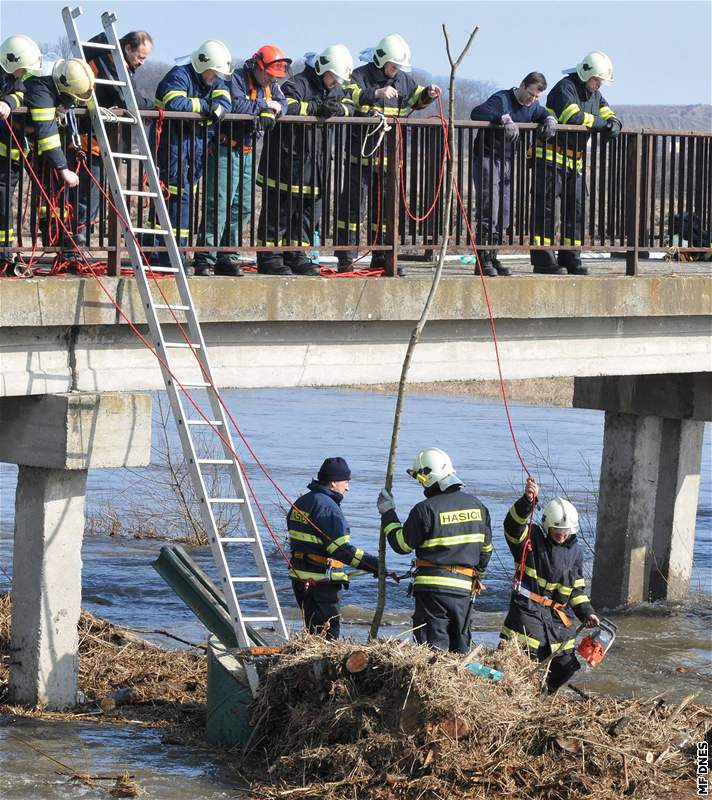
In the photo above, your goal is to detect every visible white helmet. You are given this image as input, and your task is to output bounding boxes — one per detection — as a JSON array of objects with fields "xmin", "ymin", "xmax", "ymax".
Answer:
[
  {"xmin": 191, "ymin": 40, "xmax": 232, "ymax": 79},
  {"xmin": 373, "ymin": 33, "xmax": 412, "ymax": 73},
  {"xmin": 407, "ymin": 447, "xmax": 462, "ymax": 490},
  {"xmin": 0, "ymin": 34, "xmax": 42, "ymax": 74},
  {"xmin": 314, "ymin": 44, "xmax": 353, "ymax": 84},
  {"xmin": 576, "ymin": 51, "xmax": 614, "ymax": 83},
  {"xmin": 541, "ymin": 497, "xmax": 579, "ymax": 537},
  {"xmin": 52, "ymin": 58, "xmax": 95, "ymax": 102}
]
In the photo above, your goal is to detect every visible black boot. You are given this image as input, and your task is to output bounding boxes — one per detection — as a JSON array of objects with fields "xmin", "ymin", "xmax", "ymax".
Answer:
[
  {"xmin": 491, "ymin": 252, "xmax": 512, "ymax": 276},
  {"xmin": 215, "ymin": 258, "xmax": 244, "ymax": 277},
  {"xmin": 337, "ymin": 251, "xmax": 358, "ymax": 273},
  {"xmin": 478, "ymin": 251, "xmax": 498, "ymax": 277}
]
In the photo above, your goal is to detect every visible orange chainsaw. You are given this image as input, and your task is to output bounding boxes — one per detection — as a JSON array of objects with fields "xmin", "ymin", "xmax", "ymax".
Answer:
[{"xmin": 577, "ymin": 618, "xmax": 617, "ymax": 667}]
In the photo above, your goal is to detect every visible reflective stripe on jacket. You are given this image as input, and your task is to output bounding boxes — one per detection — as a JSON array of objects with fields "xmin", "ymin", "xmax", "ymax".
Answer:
[
  {"xmin": 500, "ymin": 494, "xmax": 594, "ymax": 654},
  {"xmin": 257, "ymin": 65, "xmax": 351, "ymax": 195},
  {"xmin": 288, "ymin": 480, "xmax": 378, "ymax": 585},
  {"xmin": 383, "ymin": 484, "xmax": 492, "ymax": 595}
]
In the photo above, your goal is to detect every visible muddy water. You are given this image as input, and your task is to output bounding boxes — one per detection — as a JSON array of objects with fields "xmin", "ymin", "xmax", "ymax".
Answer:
[{"xmin": 1, "ymin": 387, "xmax": 710, "ymax": 798}]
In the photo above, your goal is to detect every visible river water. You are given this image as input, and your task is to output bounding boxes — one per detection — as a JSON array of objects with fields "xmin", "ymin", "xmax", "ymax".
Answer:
[{"xmin": 1, "ymin": 387, "xmax": 710, "ymax": 798}]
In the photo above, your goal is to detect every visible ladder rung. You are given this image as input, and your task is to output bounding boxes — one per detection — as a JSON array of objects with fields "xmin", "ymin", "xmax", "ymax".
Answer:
[
  {"xmin": 241, "ymin": 616, "xmax": 279, "ymax": 623},
  {"xmin": 198, "ymin": 458, "xmax": 233, "ymax": 464},
  {"xmin": 164, "ymin": 342, "xmax": 202, "ymax": 349},
  {"xmin": 185, "ymin": 420, "xmax": 223, "ymax": 426},
  {"xmin": 231, "ymin": 577, "xmax": 267, "ymax": 583},
  {"xmin": 154, "ymin": 303, "xmax": 190, "ymax": 311},
  {"xmin": 218, "ymin": 537, "xmax": 256, "ymax": 543},
  {"xmin": 81, "ymin": 40, "xmax": 116, "ymax": 50},
  {"xmin": 122, "ymin": 189, "xmax": 158, "ymax": 198},
  {"xmin": 207, "ymin": 497, "xmax": 245, "ymax": 504},
  {"xmin": 143, "ymin": 265, "xmax": 179, "ymax": 273},
  {"xmin": 95, "ymin": 77, "xmax": 127, "ymax": 87},
  {"xmin": 180, "ymin": 380, "xmax": 211, "ymax": 387},
  {"xmin": 112, "ymin": 152, "xmax": 147, "ymax": 160},
  {"xmin": 132, "ymin": 227, "xmax": 169, "ymax": 235}
]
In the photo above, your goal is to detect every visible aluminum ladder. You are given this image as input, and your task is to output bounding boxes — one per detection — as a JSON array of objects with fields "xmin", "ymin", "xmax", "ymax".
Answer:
[{"xmin": 61, "ymin": 5, "xmax": 287, "ymax": 694}]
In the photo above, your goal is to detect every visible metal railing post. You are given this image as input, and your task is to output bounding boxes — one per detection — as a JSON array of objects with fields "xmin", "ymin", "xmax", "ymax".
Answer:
[
  {"xmin": 625, "ymin": 132, "xmax": 642, "ymax": 275},
  {"xmin": 106, "ymin": 123, "xmax": 121, "ymax": 276},
  {"xmin": 383, "ymin": 122, "xmax": 399, "ymax": 277}
]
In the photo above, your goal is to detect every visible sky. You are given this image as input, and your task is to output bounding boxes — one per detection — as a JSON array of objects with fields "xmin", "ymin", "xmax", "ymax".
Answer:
[{"xmin": 1, "ymin": 0, "xmax": 711, "ymax": 105}]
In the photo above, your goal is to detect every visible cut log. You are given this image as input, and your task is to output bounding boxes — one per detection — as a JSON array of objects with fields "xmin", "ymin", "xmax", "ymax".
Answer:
[
  {"xmin": 438, "ymin": 716, "xmax": 471, "ymax": 740},
  {"xmin": 345, "ymin": 650, "xmax": 369, "ymax": 674}
]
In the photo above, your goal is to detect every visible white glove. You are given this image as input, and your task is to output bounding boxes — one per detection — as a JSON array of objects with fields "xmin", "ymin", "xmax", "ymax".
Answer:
[{"xmin": 377, "ymin": 488, "xmax": 395, "ymax": 515}]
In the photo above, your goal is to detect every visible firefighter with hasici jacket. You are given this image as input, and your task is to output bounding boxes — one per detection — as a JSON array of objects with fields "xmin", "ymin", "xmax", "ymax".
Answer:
[
  {"xmin": 24, "ymin": 58, "xmax": 95, "ymax": 256},
  {"xmin": 377, "ymin": 448, "xmax": 492, "ymax": 653},
  {"xmin": 530, "ymin": 51, "xmax": 621, "ymax": 276},
  {"xmin": 337, "ymin": 34, "xmax": 439, "ymax": 275},
  {"xmin": 64, "ymin": 30, "xmax": 154, "ymax": 265},
  {"xmin": 256, "ymin": 44, "xmax": 354, "ymax": 276},
  {"xmin": 195, "ymin": 45, "xmax": 289, "ymax": 277},
  {"xmin": 0, "ymin": 35, "xmax": 42, "ymax": 275},
  {"xmin": 288, "ymin": 457, "xmax": 379, "ymax": 639},
  {"xmin": 143, "ymin": 40, "xmax": 232, "ymax": 273},
  {"xmin": 501, "ymin": 476, "xmax": 600, "ymax": 693}
]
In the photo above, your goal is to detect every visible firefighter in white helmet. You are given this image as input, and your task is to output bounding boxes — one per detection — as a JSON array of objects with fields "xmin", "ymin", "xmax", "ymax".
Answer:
[
  {"xmin": 141, "ymin": 40, "xmax": 232, "ymax": 274},
  {"xmin": 23, "ymin": 58, "xmax": 95, "ymax": 261},
  {"xmin": 336, "ymin": 34, "xmax": 440, "ymax": 275},
  {"xmin": 501, "ymin": 476, "xmax": 600, "ymax": 693},
  {"xmin": 377, "ymin": 447, "xmax": 492, "ymax": 653},
  {"xmin": 256, "ymin": 44, "xmax": 355, "ymax": 276},
  {"xmin": 0, "ymin": 34, "xmax": 42, "ymax": 273},
  {"xmin": 530, "ymin": 50, "xmax": 621, "ymax": 276}
]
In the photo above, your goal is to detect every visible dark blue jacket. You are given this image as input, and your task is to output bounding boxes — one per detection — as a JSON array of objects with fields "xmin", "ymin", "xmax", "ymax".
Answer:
[
  {"xmin": 24, "ymin": 75, "xmax": 76, "ymax": 171},
  {"xmin": 257, "ymin": 65, "xmax": 351, "ymax": 194},
  {"xmin": 383, "ymin": 484, "xmax": 492, "ymax": 596},
  {"xmin": 287, "ymin": 480, "xmax": 378, "ymax": 585},
  {"xmin": 152, "ymin": 63, "xmax": 231, "ymax": 184},
  {"xmin": 230, "ymin": 65, "xmax": 286, "ymax": 119},
  {"xmin": 470, "ymin": 87, "xmax": 552, "ymax": 160}
]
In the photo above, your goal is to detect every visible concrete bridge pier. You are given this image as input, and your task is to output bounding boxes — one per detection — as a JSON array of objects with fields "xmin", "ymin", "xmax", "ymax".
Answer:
[
  {"xmin": 573, "ymin": 374, "xmax": 711, "ymax": 609},
  {"xmin": 0, "ymin": 392, "xmax": 151, "ymax": 709}
]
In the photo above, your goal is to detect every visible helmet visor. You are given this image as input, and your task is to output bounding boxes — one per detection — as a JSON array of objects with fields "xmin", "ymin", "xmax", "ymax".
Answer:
[{"xmin": 264, "ymin": 57, "xmax": 292, "ymax": 78}]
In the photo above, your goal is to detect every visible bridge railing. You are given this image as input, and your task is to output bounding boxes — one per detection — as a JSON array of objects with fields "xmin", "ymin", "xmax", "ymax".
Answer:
[{"xmin": 3, "ymin": 110, "xmax": 711, "ymax": 275}]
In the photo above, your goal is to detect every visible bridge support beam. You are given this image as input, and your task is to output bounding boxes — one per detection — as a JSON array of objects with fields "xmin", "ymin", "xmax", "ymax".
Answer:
[
  {"xmin": 573, "ymin": 373, "xmax": 710, "ymax": 608},
  {"xmin": 0, "ymin": 392, "xmax": 151, "ymax": 709}
]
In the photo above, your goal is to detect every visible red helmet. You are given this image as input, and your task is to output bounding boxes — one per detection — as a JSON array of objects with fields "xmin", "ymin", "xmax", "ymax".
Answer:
[{"xmin": 252, "ymin": 45, "xmax": 291, "ymax": 78}]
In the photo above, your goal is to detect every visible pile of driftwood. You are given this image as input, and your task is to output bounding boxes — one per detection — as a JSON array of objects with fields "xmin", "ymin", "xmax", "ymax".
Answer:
[
  {"xmin": 246, "ymin": 636, "xmax": 709, "ymax": 800},
  {"xmin": 0, "ymin": 592, "xmax": 206, "ymax": 738}
]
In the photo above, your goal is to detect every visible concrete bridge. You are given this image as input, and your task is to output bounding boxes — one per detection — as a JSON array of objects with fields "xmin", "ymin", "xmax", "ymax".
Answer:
[{"xmin": 1, "ymin": 272, "xmax": 710, "ymax": 708}]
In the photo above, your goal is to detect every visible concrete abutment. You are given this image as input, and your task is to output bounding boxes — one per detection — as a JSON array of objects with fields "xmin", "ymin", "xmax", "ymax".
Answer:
[{"xmin": 0, "ymin": 392, "xmax": 151, "ymax": 709}]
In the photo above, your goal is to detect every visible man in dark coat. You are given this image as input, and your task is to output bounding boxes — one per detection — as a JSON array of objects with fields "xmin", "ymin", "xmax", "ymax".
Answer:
[{"xmin": 288, "ymin": 456, "xmax": 379, "ymax": 639}]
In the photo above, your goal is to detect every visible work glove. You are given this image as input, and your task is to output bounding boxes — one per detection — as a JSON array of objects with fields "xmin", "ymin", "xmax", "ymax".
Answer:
[
  {"xmin": 537, "ymin": 116, "xmax": 557, "ymax": 141},
  {"xmin": 500, "ymin": 113, "xmax": 519, "ymax": 143},
  {"xmin": 376, "ymin": 488, "xmax": 395, "ymax": 515},
  {"xmin": 209, "ymin": 102, "xmax": 226, "ymax": 123},
  {"xmin": 603, "ymin": 118, "xmax": 622, "ymax": 142},
  {"xmin": 256, "ymin": 113, "xmax": 277, "ymax": 133},
  {"xmin": 317, "ymin": 99, "xmax": 347, "ymax": 118}
]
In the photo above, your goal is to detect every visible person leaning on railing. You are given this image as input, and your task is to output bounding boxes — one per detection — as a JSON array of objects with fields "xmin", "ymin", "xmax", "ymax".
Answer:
[
  {"xmin": 337, "ymin": 34, "xmax": 439, "ymax": 275},
  {"xmin": 141, "ymin": 40, "xmax": 232, "ymax": 275},
  {"xmin": 0, "ymin": 35, "xmax": 42, "ymax": 276},
  {"xmin": 255, "ymin": 44, "xmax": 354, "ymax": 276},
  {"xmin": 530, "ymin": 51, "xmax": 622, "ymax": 276},
  {"xmin": 469, "ymin": 72, "xmax": 555, "ymax": 277},
  {"xmin": 63, "ymin": 30, "xmax": 154, "ymax": 267},
  {"xmin": 194, "ymin": 45, "xmax": 288, "ymax": 277},
  {"xmin": 24, "ymin": 58, "xmax": 95, "ymax": 261}
]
